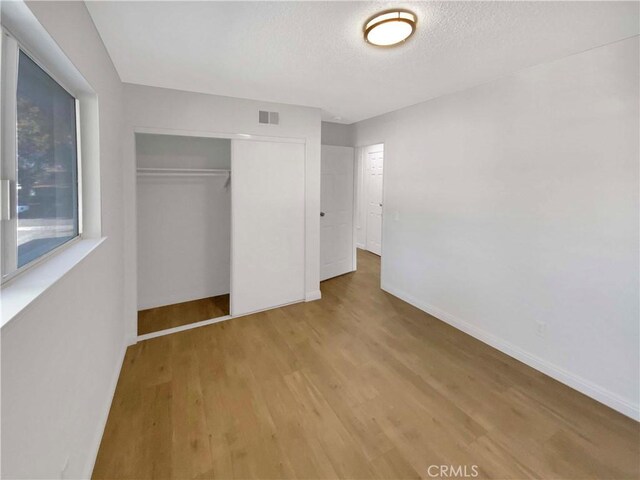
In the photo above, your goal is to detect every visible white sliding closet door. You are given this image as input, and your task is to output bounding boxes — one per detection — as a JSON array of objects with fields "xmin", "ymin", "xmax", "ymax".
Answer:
[{"xmin": 231, "ymin": 140, "xmax": 305, "ymax": 316}]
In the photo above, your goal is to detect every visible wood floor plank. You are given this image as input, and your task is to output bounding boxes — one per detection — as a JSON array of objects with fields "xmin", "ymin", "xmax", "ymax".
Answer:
[
  {"xmin": 370, "ymin": 447, "xmax": 421, "ymax": 480},
  {"xmin": 138, "ymin": 294, "xmax": 230, "ymax": 335},
  {"xmin": 94, "ymin": 249, "xmax": 639, "ymax": 479}
]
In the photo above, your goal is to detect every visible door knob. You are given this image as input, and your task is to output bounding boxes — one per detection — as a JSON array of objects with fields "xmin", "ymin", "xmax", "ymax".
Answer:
[{"xmin": 320, "ymin": 212, "xmax": 325, "ymax": 217}]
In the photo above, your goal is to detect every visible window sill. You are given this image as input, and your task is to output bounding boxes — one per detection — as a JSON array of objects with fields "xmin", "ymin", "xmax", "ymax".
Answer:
[{"xmin": 0, "ymin": 237, "xmax": 106, "ymax": 329}]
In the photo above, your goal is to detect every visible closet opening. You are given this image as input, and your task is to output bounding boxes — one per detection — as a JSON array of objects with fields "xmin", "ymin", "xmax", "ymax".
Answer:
[{"xmin": 135, "ymin": 133, "xmax": 231, "ymax": 336}]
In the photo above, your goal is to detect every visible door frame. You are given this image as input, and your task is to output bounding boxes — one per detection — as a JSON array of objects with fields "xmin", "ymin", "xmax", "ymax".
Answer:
[
  {"xmin": 351, "ymin": 148, "xmax": 358, "ymax": 273},
  {"xmin": 357, "ymin": 143, "xmax": 385, "ymax": 257},
  {"xmin": 132, "ymin": 126, "xmax": 306, "ymax": 342}
]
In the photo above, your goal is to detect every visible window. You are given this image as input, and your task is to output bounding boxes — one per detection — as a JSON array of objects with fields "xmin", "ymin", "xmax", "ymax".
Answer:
[{"xmin": 1, "ymin": 38, "xmax": 81, "ymax": 281}]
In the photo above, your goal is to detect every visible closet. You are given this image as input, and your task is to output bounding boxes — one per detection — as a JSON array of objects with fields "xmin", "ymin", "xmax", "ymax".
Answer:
[
  {"xmin": 136, "ymin": 133, "xmax": 231, "ymax": 335},
  {"xmin": 135, "ymin": 133, "xmax": 306, "ymax": 336}
]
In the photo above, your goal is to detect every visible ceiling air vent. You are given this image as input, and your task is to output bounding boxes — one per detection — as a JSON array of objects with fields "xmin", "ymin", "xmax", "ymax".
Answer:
[{"xmin": 259, "ymin": 110, "xmax": 279, "ymax": 125}]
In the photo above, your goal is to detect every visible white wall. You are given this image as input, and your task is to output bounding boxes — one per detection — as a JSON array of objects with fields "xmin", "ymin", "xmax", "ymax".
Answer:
[
  {"xmin": 353, "ymin": 37, "xmax": 640, "ymax": 419},
  {"xmin": 136, "ymin": 133, "xmax": 231, "ymax": 169},
  {"xmin": 122, "ymin": 84, "xmax": 322, "ymax": 341},
  {"xmin": 1, "ymin": 2, "xmax": 126, "ymax": 478},
  {"xmin": 321, "ymin": 121, "xmax": 354, "ymax": 147},
  {"xmin": 136, "ymin": 135, "xmax": 231, "ymax": 310}
]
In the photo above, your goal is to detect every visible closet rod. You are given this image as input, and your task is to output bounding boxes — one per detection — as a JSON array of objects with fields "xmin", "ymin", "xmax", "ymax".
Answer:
[
  {"xmin": 137, "ymin": 172, "xmax": 229, "ymax": 177},
  {"xmin": 137, "ymin": 167, "xmax": 230, "ymax": 177}
]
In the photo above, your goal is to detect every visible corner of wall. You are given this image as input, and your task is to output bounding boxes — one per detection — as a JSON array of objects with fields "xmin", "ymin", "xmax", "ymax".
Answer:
[
  {"xmin": 84, "ymin": 342, "xmax": 128, "ymax": 478},
  {"xmin": 380, "ymin": 281, "xmax": 640, "ymax": 422},
  {"xmin": 305, "ymin": 290, "xmax": 322, "ymax": 302}
]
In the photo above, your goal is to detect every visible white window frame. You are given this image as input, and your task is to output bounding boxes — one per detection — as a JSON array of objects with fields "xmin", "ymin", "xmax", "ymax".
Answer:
[{"xmin": 1, "ymin": 28, "xmax": 83, "ymax": 284}]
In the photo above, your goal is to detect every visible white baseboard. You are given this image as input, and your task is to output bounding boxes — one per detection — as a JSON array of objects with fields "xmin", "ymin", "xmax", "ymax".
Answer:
[
  {"xmin": 136, "ymin": 298, "xmax": 307, "ymax": 342},
  {"xmin": 381, "ymin": 282, "xmax": 640, "ymax": 422},
  {"xmin": 137, "ymin": 315, "xmax": 232, "ymax": 342},
  {"xmin": 305, "ymin": 290, "xmax": 322, "ymax": 302},
  {"xmin": 85, "ymin": 342, "xmax": 128, "ymax": 478},
  {"xmin": 356, "ymin": 243, "xmax": 366, "ymax": 249}
]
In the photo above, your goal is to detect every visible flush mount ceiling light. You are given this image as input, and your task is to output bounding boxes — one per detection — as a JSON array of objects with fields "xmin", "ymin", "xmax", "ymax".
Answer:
[{"xmin": 364, "ymin": 9, "xmax": 417, "ymax": 47}]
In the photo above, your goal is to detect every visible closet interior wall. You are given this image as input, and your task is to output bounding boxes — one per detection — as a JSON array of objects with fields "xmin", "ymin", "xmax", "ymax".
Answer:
[{"xmin": 136, "ymin": 134, "xmax": 231, "ymax": 311}]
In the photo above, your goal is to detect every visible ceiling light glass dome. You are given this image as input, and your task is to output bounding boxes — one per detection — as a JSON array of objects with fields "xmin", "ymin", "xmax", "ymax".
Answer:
[{"xmin": 364, "ymin": 10, "xmax": 417, "ymax": 47}]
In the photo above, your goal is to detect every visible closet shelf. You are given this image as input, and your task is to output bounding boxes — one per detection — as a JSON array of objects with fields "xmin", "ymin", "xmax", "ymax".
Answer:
[{"xmin": 137, "ymin": 167, "xmax": 230, "ymax": 177}]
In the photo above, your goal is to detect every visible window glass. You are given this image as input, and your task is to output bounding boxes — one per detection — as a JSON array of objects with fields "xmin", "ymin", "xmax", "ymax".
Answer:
[{"xmin": 16, "ymin": 50, "xmax": 79, "ymax": 267}]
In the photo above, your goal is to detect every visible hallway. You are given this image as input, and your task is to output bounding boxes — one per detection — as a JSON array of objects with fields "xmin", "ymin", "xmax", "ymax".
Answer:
[{"xmin": 93, "ymin": 250, "xmax": 639, "ymax": 479}]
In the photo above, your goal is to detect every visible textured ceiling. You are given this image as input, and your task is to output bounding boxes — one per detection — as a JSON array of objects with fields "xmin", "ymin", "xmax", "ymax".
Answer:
[{"xmin": 86, "ymin": 1, "xmax": 639, "ymax": 124}]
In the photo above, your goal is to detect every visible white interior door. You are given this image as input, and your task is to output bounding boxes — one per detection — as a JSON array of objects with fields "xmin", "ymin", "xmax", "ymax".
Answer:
[
  {"xmin": 231, "ymin": 140, "xmax": 305, "ymax": 316},
  {"xmin": 366, "ymin": 146, "xmax": 384, "ymax": 256},
  {"xmin": 320, "ymin": 145, "xmax": 354, "ymax": 281}
]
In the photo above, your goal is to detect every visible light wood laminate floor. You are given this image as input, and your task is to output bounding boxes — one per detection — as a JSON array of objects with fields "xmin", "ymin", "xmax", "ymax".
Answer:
[
  {"xmin": 94, "ymin": 250, "xmax": 639, "ymax": 479},
  {"xmin": 138, "ymin": 295, "xmax": 230, "ymax": 335}
]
